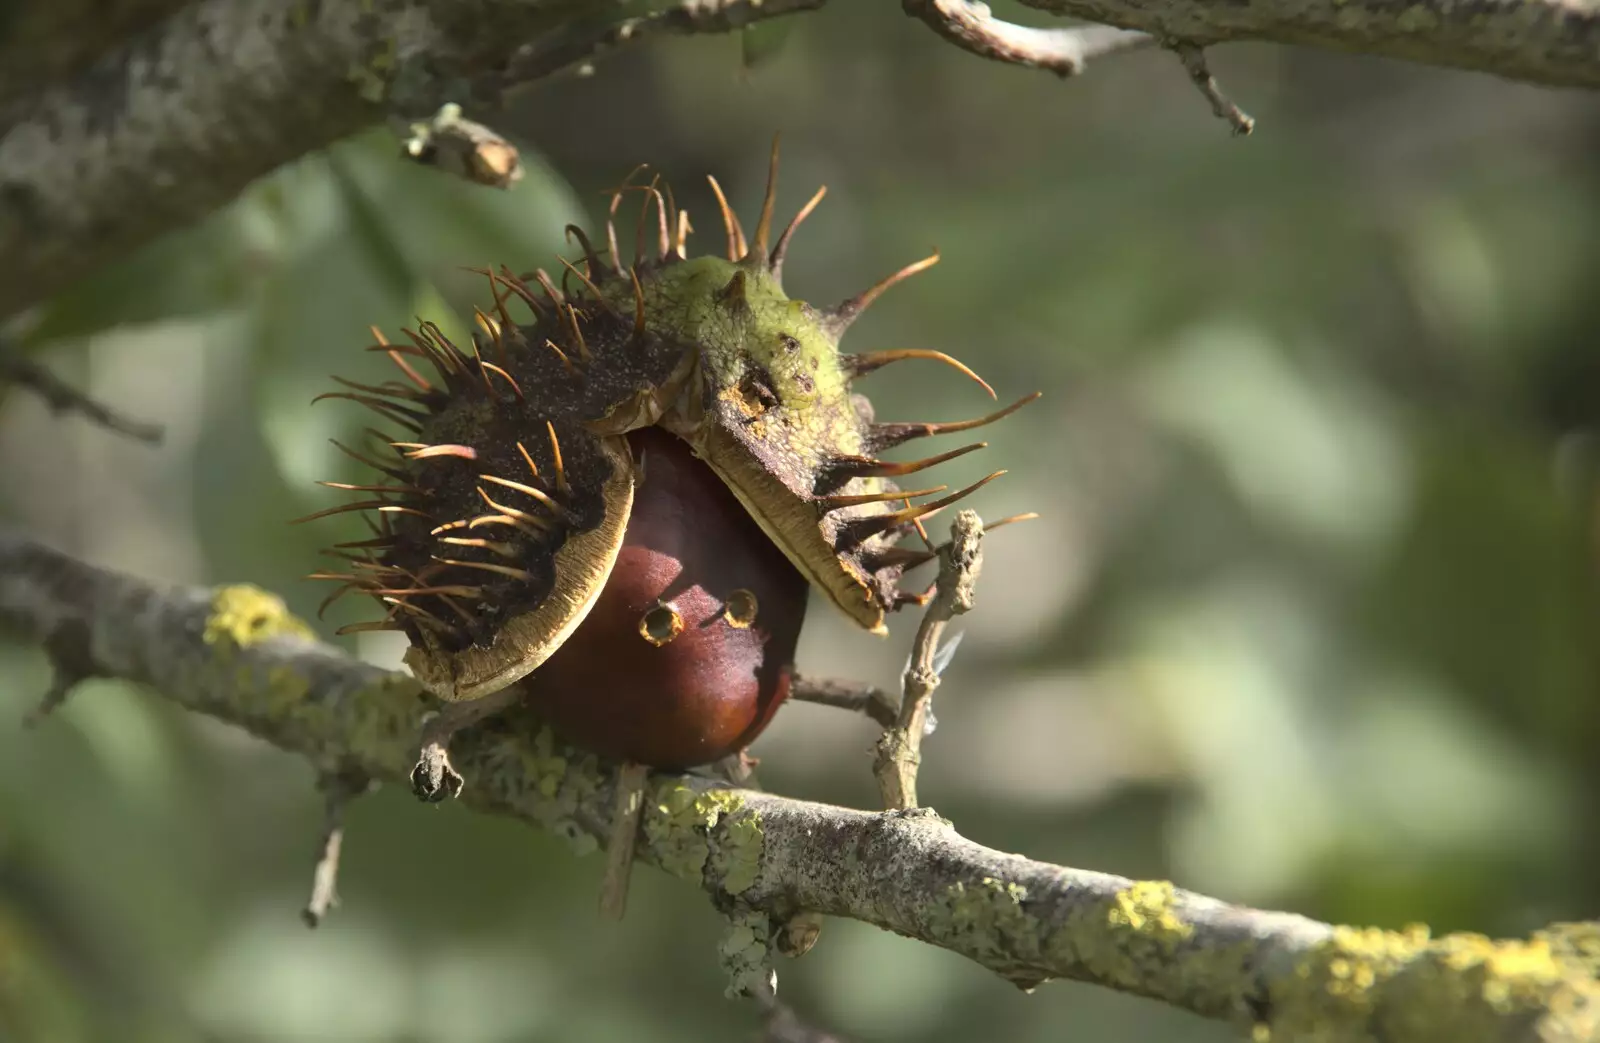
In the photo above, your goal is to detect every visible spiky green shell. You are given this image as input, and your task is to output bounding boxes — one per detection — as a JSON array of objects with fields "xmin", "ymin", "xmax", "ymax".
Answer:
[
  {"xmin": 305, "ymin": 145, "xmax": 1034, "ymax": 702},
  {"xmin": 602, "ymin": 255, "xmax": 909, "ymax": 631}
]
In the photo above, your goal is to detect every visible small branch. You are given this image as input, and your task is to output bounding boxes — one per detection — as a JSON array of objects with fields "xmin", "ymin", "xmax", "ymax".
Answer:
[
  {"xmin": 22, "ymin": 625, "xmax": 101, "ymax": 727},
  {"xmin": 789, "ymin": 673, "xmax": 898, "ymax": 728},
  {"xmin": 0, "ymin": 352, "xmax": 163, "ymax": 444},
  {"xmin": 1016, "ymin": 0, "xmax": 1600, "ymax": 91},
  {"xmin": 3, "ymin": 530, "xmax": 1599, "ymax": 1042},
  {"xmin": 302, "ymin": 768, "xmax": 369, "ymax": 928},
  {"xmin": 397, "ymin": 103, "xmax": 523, "ymax": 189},
  {"xmin": 412, "ymin": 686, "xmax": 521, "ymax": 802},
  {"xmin": 873, "ymin": 511, "xmax": 984, "ymax": 809},
  {"xmin": 499, "ymin": 0, "xmax": 831, "ymax": 86},
  {"xmin": 903, "ymin": 0, "xmax": 1150, "ymax": 77},
  {"xmin": 598, "ymin": 761, "xmax": 651, "ymax": 920},
  {"xmin": 1170, "ymin": 42, "xmax": 1255, "ymax": 136}
]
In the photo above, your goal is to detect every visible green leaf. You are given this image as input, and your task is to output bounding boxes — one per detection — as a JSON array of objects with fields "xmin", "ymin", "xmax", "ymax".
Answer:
[
  {"xmin": 739, "ymin": 19, "xmax": 796, "ymax": 72},
  {"xmin": 21, "ymin": 189, "xmax": 280, "ymax": 347},
  {"xmin": 741, "ymin": 19, "xmax": 796, "ymax": 72}
]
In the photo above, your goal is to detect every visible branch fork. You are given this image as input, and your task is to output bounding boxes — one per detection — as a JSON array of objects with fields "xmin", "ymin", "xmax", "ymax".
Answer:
[{"xmin": 873, "ymin": 509, "xmax": 985, "ymax": 809}]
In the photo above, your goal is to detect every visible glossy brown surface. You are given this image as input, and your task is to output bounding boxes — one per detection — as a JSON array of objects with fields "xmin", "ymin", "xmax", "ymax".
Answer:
[{"xmin": 517, "ymin": 427, "xmax": 810, "ymax": 768}]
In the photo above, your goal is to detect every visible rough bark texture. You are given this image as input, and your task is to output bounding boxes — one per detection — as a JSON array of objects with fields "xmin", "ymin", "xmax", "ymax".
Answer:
[
  {"xmin": 0, "ymin": 0, "xmax": 821, "ymax": 323},
  {"xmin": 1018, "ymin": 0, "xmax": 1600, "ymax": 87},
  {"xmin": 0, "ymin": 0, "xmax": 196, "ymax": 109},
  {"xmin": 3, "ymin": 0, "xmax": 1600, "ymax": 325},
  {"xmin": 2, "ymin": 529, "xmax": 1598, "ymax": 1043}
]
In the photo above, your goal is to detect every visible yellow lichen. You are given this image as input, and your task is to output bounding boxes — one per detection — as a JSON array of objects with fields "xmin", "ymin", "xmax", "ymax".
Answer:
[
  {"xmin": 643, "ymin": 783, "xmax": 746, "ymax": 883},
  {"xmin": 1109, "ymin": 880, "xmax": 1193, "ymax": 944},
  {"xmin": 204, "ymin": 585, "xmax": 314, "ymax": 650},
  {"xmin": 709, "ymin": 808, "xmax": 764, "ymax": 896},
  {"xmin": 1044, "ymin": 878, "xmax": 1198, "ymax": 994},
  {"xmin": 1267, "ymin": 922, "xmax": 1600, "ymax": 1043}
]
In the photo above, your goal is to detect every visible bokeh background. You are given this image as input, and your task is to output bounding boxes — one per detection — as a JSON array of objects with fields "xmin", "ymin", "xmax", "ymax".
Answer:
[{"xmin": 3, "ymin": 2, "xmax": 1598, "ymax": 1040}]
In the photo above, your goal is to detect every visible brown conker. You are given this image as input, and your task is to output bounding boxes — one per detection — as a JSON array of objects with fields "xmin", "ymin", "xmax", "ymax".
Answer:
[{"xmin": 514, "ymin": 426, "xmax": 809, "ymax": 769}]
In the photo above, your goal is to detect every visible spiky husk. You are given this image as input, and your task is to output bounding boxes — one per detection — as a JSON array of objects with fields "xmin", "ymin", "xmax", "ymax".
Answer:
[{"xmin": 302, "ymin": 141, "xmax": 1037, "ymax": 703}]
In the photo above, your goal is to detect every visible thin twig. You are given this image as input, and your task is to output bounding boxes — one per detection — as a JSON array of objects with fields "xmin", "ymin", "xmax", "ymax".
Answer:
[
  {"xmin": 1170, "ymin": 42, "xmax": 1256, "ymax": 135},
  {"xmin": 397, "ymin": 103, "xmax": 523, "ymax": 189},
  {"xmin": 903, "ymin": 0, "xmax": 1151, "ymax": 76},
  {"xmin": 598, "ymin": 761, "xmax": 651, "ymax": 920},
  {"xmin": 789, "ymin": 674, "xmax": 898, "ymax": 728},
  {"xmin": 21, "ymin": 625, "xmax": 100, "ymax": 727},
  {"xmin": 873, "ymin": 510, "xmax": 984, "ymax": 809},
  {"xmin": 302, "ymin": 768, "xmax": 369, "ymax": 928},
  {"xmin": 499, "ymin": 0, "xmax": 830, "ymax": 89},
  {"xmin": 0, "ymin": 352, "xmax": 163, "ymax": 443}
]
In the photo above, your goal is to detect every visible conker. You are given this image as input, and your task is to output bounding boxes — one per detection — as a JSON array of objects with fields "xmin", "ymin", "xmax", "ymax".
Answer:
[{"xmin": 515, "ymin": 427, "xmax": 809, "ymax": 769}]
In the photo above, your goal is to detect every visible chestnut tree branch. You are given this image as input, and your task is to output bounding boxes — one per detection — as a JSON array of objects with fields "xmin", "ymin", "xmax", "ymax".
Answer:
[
  {"xmin": 0, "ymin": 348, "xmax": 165, "ymax": 445},
  {"xmin": 1014, "ymin": 0, "xmax": 1600, "ymax": 89},
  {"xmin": 7, "ymin": 0, "xmax": 1600, "ymax": 325},
  {"xmin": 0, "ymin": 0, "xmax": 826, "ymax": 324},
  {"xmin": 790, "ymin": 673, "xmax": 898, "ymax": 727},
  {"xmin": 902, "ymin": 0, "xmax": 1152, "ymax": 77},
  {"xmin": 873, "ymin": 509, "xmax": 984, "ymax": 808},
  {"xmin": 2, "ymin": 530, "xmax": 1598, "ymax": 1043}
]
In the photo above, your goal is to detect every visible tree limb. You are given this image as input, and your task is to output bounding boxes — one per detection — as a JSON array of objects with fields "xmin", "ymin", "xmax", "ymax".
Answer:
[
  {"xmin": 902, "ymin": 0, "xmax": 1151, "ymax": 77},
  {"xmin": 873, "ymin": 509, "xmax": 984, "ymax": 808},
  {"xmin": 0, "ymin": 347, "xmax": 164, "ymax": 444},
  {"xmin": 1016, "ymin": 0, "xmax": 1600, "ymax": 90},
  {"xmin": 6, "ymin": 0, "xmax": 1600, "ymax": 326},
  {"xmin": 2, "ymin": 530, "xmax": 1597, "ymax": 1043},
  {"xmin": 0, "ymin": 0, "xmax": 825, "ymax": 324},
  {"xmin": 0, "ymin": 0, "xmax": 196, "ymax": 110},
  {"xmin": 790, "ymin": 673, "xmax": 898, "ymax": 727}
]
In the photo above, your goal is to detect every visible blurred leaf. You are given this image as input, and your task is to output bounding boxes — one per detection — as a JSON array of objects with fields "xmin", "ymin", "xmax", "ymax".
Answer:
[
  {"xmin": 20, "ymin": 190, "xmax": 280, "ymax": 346},
  {"xmin": 326, "ymin": 128, "xmax": 586, "ymax": 293},
  {"xmin": 742, "ymin": 19, "xmax": 795, "ymax": 72}
]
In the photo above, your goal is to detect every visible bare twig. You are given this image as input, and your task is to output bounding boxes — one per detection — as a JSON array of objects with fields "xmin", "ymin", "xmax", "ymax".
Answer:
[
  {"xmin": 411, "ymin": 686, "xmax": 522, "ymax": 802},
  {"xmin": 500, "ymin": 0, "xmax": 831, "ymax": 86},
  {"xmin": 903, "ymin": 0, "xmax": 1151, "ymax": 77},
  {"xmin": 6, "ymin": 0, "xmax": 1600, "ymax": 326},
  {"xmin": 1170, "ymin": 42, "xmax": 1256, "ymax": 135},
  {"xmin": 0, "ymin": 352, "xmax": 163, "ymax": 444},
  {"xmin": 2, "ymin": 531, "xmax": 1599, "ymax": 1042},
  {"xmin": 21, "ymin": 625, "xmax": 100, "ymax": 727},
  {"xmin": 397, "ymin": 103, "xmax": 523, "ymax": 189},
  {"xmin": 789, "ymin": 674, "xmax": 898, "ymax": 728},
  {"xmin": 873, "ymin": 511, "xmax": 984, "ymax": 809},
  {"xmin": 598, "ymin": 761, "xmax": 651, "ymax": 920},
  {"xmin": 302, "ymin": 768, "xmax": 370, "ymax": 928}
]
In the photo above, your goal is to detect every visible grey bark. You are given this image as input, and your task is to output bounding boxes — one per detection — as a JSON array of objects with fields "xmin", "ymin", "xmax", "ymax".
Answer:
[{"xmin": 1, "ymin": 529, "xmax": 1597, "ymax": 1043}]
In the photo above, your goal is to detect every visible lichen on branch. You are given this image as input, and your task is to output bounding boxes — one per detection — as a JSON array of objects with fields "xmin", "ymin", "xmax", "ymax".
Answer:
[{"xmin": 1, "ymin": 530, "xmax": 1597, "ymax": 1042}]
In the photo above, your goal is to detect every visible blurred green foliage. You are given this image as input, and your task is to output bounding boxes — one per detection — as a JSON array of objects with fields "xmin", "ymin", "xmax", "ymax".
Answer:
[{"xmin": 2, "ymin": 4, "xmax": 1598, "ymax": 1041}]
